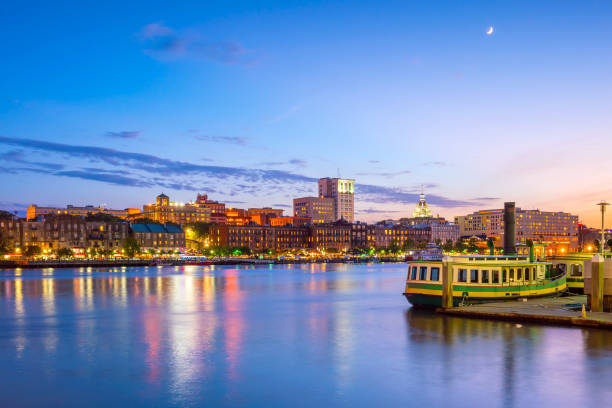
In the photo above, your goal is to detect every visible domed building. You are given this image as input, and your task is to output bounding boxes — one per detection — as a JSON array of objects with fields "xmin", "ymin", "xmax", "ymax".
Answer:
[{"xmin": 413, "ymin": 190, "xmax": 433, "ymax": 219}]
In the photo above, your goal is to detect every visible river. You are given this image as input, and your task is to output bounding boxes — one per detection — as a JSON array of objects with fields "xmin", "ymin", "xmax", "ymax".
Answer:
[{"xmin": 1, "ymin": 263, "xmax": 611, "ymax": 407}]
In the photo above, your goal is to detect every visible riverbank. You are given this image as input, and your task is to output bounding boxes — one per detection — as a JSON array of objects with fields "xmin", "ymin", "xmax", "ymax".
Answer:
[{"xmin": 0, "ymin": 256, "xmax": 405, "ymax": 269}]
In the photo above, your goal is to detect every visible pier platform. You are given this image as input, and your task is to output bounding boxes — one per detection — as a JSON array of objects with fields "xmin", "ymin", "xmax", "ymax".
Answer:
[{"xmin": 437, "ymin": 295, "xmax": 612, "ymax": 329}]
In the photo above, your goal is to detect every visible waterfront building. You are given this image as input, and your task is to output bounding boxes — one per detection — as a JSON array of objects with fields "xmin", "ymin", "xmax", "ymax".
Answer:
[
  {"xmin": 455, "ymin": 207, "xmax": 579, "ymax": 251},
  {"xmin": 1, "ymin": 214, "xmax": 130, "ymax": 253},
  {"xmin": 293, "ymin": 197, "xmax": 335, "ymax": 223},
  {"xmin": 374, "ymin": 224, "xmax": 431, "ymax": 248},
  {"xmin": 351, "ymin": 223, "xmax": 376, "ymax": 249},
  {"xmin": 430, "ymin": 222, "xmax": 460, "ymax": 243},
  {"xmin": 26, "ymin": 204, "xmax": 134, "ymax": 220},
  {"xmin": 225, "ymin": 208, "xmax": 250, "ymax": 226},
  {"xmin": 142, "ymin": 193, "xmax": 211, "ymax": 225},
  {"xmin": 308, "ymin": 221, "xmax": 352, "ymax": 251},
  {"xmin": 130, "ymin": 223, "xmax": 185, "ymax": 253},
  {"xmin": 270, "ymin": 216, "xmax": 311, "ymax": 226},
  {"xmin": 248, "ymin": 208, "xmax": 284, "ymax": 225},
  {"xmin": 208, "ymin": 224, "xmax": 309, "ymax": 251},
  {"xmin": 194, "ymin": 194, "xmax": 227, "ymax": 224},
  {"xmin": 318, "ymin": 177, "xmax": 355, "ymax": 222}
]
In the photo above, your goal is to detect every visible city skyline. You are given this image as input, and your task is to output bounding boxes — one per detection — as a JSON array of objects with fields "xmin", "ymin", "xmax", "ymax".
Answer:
[{"xmin": 2, "ymin": 1, "xmax": 612, "ymax": 225}]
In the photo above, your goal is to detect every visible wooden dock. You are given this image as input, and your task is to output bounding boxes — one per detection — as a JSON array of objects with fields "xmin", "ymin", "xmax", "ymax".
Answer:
[{"xmin": 437, "ymin": 295, "xmax": 612, "ymax": 329}]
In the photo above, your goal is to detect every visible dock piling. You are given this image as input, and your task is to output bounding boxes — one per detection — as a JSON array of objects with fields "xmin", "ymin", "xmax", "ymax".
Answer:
[
  {"xmin": 441, "ymin": 257, "xmax": 453, "ymax": 309},
  {"xmin": 592, "ymin": 255, "xmax": 604, "ymax": 312}
]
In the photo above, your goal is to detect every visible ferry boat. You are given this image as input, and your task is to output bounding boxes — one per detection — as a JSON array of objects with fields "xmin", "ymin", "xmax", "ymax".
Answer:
[{"xmin": 404, "ymin": 254, "xmax": 567, "ymax": 307}]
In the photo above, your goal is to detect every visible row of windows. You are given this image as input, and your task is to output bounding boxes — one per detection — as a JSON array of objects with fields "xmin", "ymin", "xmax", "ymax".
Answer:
[{"xmin": 410, "ymin": 266, "xmax": 539, "ymax": 284}]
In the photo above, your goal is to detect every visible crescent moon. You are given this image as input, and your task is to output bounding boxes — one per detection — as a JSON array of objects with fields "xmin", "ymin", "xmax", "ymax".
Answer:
[{"xmin": 486, "ymin": 26, "xmax": 494, "ymax": 35}]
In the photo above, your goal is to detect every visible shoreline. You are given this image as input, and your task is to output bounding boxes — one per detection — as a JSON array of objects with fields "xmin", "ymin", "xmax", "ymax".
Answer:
[{"xmin": 0, "ymin": 257, "xmax": 406, "ymax": 270}]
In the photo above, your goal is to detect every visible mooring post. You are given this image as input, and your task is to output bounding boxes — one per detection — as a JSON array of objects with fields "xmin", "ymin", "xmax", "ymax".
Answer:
[
  {"xmin": 441, "ymin": 256, "xmax": 453, "ymax": 309},
  {"xmin": 592, "ymin": 254, "xmax": 604, "ymax": 312}
]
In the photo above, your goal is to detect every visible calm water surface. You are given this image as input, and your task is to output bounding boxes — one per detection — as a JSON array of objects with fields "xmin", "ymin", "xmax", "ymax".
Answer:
[{"xmin": 1, "ymin": 263, "xmax": 611, "ymax": 407}]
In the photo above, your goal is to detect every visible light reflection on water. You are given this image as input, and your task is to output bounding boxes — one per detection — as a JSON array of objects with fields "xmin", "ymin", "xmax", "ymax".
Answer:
[{"xmin": 0, "ymin": 263, "xmax": 612, "ymax": 407}]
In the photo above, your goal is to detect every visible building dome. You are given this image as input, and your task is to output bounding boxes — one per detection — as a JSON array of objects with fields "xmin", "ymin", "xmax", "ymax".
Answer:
[
  {"xmin": 413, "ymin": 189, "xmax": 433, "ymax": 218},
  {"xmin": 157, "ymin": 193, "xmax": 169, "ymax": 199}
]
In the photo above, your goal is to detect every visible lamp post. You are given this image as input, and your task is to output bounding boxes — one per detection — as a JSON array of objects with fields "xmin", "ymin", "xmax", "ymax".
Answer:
[{"xmin": 597, "ymin": 201, "xmax": 610, "ymax": 256}]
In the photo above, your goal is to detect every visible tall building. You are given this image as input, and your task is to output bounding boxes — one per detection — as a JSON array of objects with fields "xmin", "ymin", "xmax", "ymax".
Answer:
[
  {"xmin": 455, "ymin": 207, "xmax": 579, "ymax": 250},
  {"xmin": 142, "ymin": 193, "xmax": 211, "ymax": 224},
  {"xmin": 318, "ymin": 177, "xmax": 355, "ymax": 222},
  {"xmin": 293, "ymin": 197, "xmax": 335, "ymax": 223}
]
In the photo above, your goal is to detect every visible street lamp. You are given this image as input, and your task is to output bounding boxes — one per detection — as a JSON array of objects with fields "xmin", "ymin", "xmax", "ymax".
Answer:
[{"xmin": 597, "ymin": 201, "xmax": 610, "ymax": 256}]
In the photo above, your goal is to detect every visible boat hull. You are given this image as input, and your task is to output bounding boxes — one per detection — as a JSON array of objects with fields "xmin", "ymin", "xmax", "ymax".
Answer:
[{"xmin": 404, "ymin": 276, "xmax": 567, "ymax": 308}]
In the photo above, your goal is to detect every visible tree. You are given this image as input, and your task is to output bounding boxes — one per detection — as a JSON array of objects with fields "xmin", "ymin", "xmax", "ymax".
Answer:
[
  {"xmin": 388, "ymin": 240, "xmax": 401, "ymax": 255},
  {"xmin": 24, "ymin": 245, "xmax": 41, "ymax": 258},
  {"xmin": 131, "ymin": 217, "xmax": 161, "ymax": 225},
  {"xmin": 0, "ymin": 210, "xmax": 16, "ymax": 219},
  {"xmin": 0, "ymin": 238, "xmax": 12, "ymax": 255},
  {"xmin": 442, "ymin": 239, "xmax": 454, "ymax": 252},
  {"xmin": 487, "ymin": 237, "xmax": 496, "ymax": 255},
  {"xmin": 454, "ymin": 239, "xmax": 466, "ymax": 253},
  {"xmin": 56, "ymin": 247, "xmax": 74, "ymax": 259},
  {"xmin": 122, "ymin": 237, "xmax": 141, "ymax": 257},
  {"xmin": 607, "ymin": 239, "xmax": 612, "ymax": 253},
  {"xmin": 467, "ymin": 238, "xmax": 478, "ymax": 253},
  {"xmin": 402, "ymin": 238, "xmax": 416, "ymax": 250},
  {"xmin": 85, "ymin": 213, "xmax": 124, "ymax": 223}
]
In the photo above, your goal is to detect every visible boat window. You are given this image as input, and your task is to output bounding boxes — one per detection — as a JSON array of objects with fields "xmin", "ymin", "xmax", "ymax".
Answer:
[
  {"xmin": 517, "ymin": 268, "xmax": 522, "ymax": 280},
  {"xmin": 458, "ymin": 269, "xmax": 467, "ymax": 282},
  {"xmin": 509, "ymin": 269, "xmax": 514, "ymax": 281},
  {"xmin": 502, "ymin": 269, "xmax": 507, "ymax": 283},
  {"xmin": 430, "ymin": 267, "xmax": 440, "ymax": 281},
  {"xmin": 492, "ymin": 270, "xmax": 499, "ymax": 284},
  {"xmin": 419, "ymin": 266, "xmax": 428, "ymax": 280},
  {"xmin": 525, "ymin": 268, "xmax": 530, "ymax": 281},
  {"xmin": 411, "ymin": 266, "xmax": 417, "ymax": 280},
  {"xmin": 482, "ymin": 270, "xmax": 489, "ymax": 283},
  {"xmin": 470, "ymin": 269, "xmax": 478, "ymax": 283}
]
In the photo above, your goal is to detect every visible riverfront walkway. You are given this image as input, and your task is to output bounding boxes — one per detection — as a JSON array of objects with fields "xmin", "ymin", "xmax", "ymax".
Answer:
[{"xmin": 437, "ymin": 295, "xmax": 612, "ymax": 329}]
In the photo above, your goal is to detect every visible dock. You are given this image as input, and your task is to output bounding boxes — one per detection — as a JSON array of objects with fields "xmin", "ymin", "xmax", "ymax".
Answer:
[{"xmin": 437, "ymin": 295, "xmax": 612, "ymax": 329}]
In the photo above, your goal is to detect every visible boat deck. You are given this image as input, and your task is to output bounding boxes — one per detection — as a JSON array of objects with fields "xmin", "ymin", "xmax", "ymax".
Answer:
[{"xmin": 436, "ymin": 295, "xmax": 612, "ymax": 329}]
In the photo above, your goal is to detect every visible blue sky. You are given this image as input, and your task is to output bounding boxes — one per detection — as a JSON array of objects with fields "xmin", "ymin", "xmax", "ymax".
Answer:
[{"xmin": 2, "ymin": 1, "xmax": 612, "ymax": 224}]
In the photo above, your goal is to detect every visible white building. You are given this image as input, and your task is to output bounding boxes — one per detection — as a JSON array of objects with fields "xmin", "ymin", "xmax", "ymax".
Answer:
[{"xmin": 318, "ymin": 178, "xmax": 355, "ymax": 223}]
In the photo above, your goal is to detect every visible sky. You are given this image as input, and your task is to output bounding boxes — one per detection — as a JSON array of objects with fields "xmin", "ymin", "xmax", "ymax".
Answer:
[{"xmin": 1, "ymin": 0, "xmax": 612, "ymax": 225}]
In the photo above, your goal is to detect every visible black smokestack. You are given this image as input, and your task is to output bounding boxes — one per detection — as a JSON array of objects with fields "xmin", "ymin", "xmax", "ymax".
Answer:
[{"xmin": 504, "ymin": 202, "xmax": 516, "ymax": 255}]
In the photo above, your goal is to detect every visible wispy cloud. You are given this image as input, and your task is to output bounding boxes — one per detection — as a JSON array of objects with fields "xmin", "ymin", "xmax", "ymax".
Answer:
[
  {"xmin": 258, "ymin": 159, "xmax": 308, "ymax": 168},
  {"xmin": 0, "ymin": 136, "xmax": 485, "ymax": 209},
  {"xmin": 357, "ymin": 208, "xmax": 400, "ymax": 214},
  {"xmin": 473, "ymin": 197, "xmax": 499, "ymax": 201},
  {"xmin": 106, "ymin": 130, "xmax": 141, "ymax": 139},
  {"xmin": 423, "ymin": 161, "xmax": 446, "ymax": 167},
  {"xmin": 55, "ymin": 170, "xmax": 153, "ymax": 187},
  {"xmin": 368, "ymin": 160, "xmax": 380, "ymax": 164},
  {"xmin": 356, "ymin": 170, "xmax": 411, "ymax": 178},
  {"xmin": 272, "ymin": 203, "xmax": 291, "ymax": 208},
  {"xmin": 0, "ymin": 149, "xmax": 64, "ymax": 170},
  {"xmin": 138, "ymin": 22, "xmax": 254, "ymax": 65},
  {"xmin": 193, "ymin": 134, "xmax": 247, "ymax": 146},
  {"xmin": 357, "ymin": 184, "xmax": 474, "ymax": 208}
]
